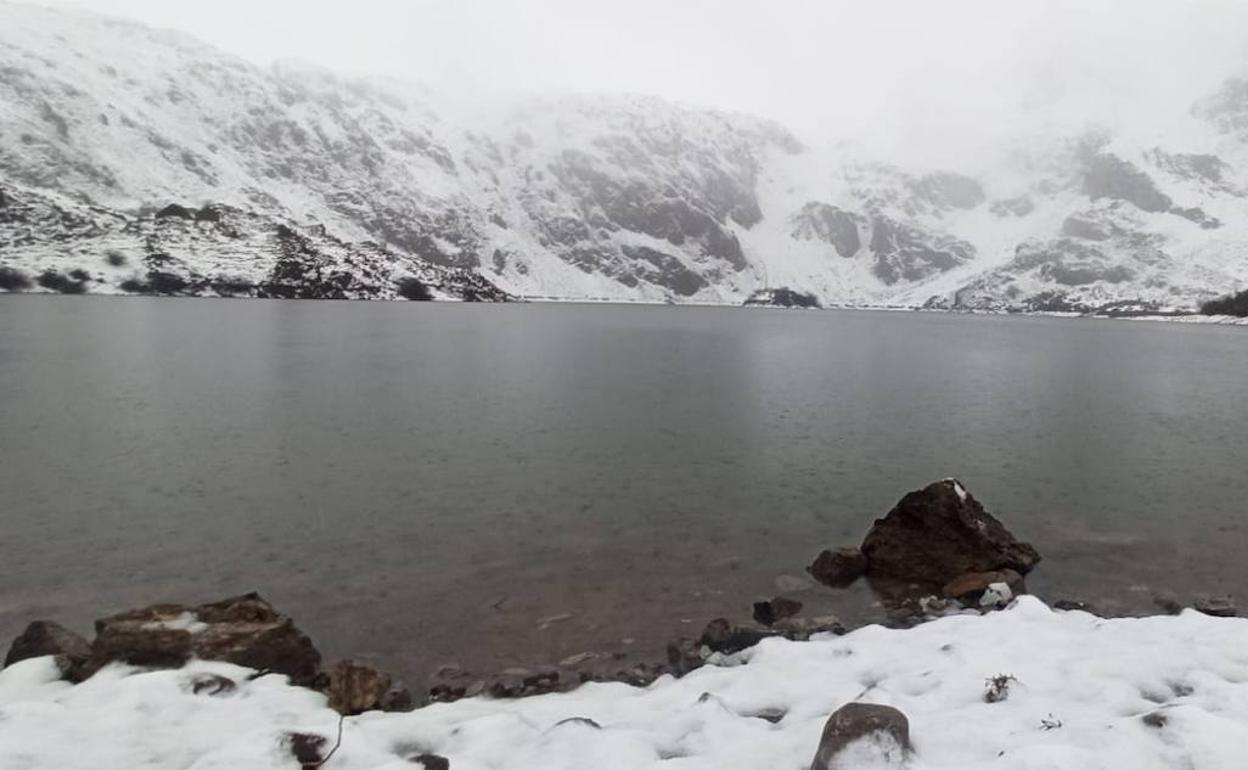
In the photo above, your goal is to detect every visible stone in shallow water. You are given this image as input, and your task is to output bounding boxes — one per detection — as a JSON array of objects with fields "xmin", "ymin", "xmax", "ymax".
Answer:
[
  {"xmin": 752, "ymin": 597, "xmax": 803, "ymax": 626},
  {"xmin": 807, "ymin": 548, "xmax": 868, "ymax": 588}
]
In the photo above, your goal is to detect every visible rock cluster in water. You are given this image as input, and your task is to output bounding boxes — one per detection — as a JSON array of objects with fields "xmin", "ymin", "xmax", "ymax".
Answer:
[{"xmin": 807, "ymin": 478, "xmax": 1042, "ymax": 611}]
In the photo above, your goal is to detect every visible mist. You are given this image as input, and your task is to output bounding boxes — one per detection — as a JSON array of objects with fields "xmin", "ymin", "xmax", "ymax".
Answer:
[{"xmin": 29, "ymin": 0, "xmax": 1248, "ymax": 165}]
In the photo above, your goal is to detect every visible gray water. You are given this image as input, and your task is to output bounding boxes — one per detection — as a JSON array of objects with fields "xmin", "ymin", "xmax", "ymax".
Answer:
[{"xmin": 2, "ymin": 296, "xmax": 1246, "ymax": 684}]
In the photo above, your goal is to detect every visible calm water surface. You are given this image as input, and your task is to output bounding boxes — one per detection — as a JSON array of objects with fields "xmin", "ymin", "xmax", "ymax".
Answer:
[{"xmin": 1, "ymin": 297, "xmax": 1246, "ymax": 683}]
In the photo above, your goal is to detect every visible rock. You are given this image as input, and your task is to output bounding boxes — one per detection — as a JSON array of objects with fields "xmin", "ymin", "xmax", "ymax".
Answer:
[
  {"xmin": 1153, "ymin": 591, "xmax": 1183, "ymax": 615},
  {"xmin": 1142, "ymin": 712, "xmax": 1168, "ymax": 729},
  {"xmin": 771, "ymin": 615, "xmax": 845, "ymax": 640},
  {"xmin": 942, "ymin": 569, "xmax": 1027, "ymax": 605},
  {"xmin": 665, "ymin": 639, "xmax": 704, "ymax": 675},
  {"xmin": 1053, "ymin": 599, "xmax": 1096, "ymax": 614},
  {"xmin": 699, "ymin": 618, "xmax": 774, "ymax": 655},
  {"xmin": 3, "ymin": 620, "xmax": 92, "ymax": 674},
  {"xmin": 288, "ymin": 733, "xmax": 329, "ymax": 770},
  {"xmin": 326, "ymin": 660, "xmax": 395, "ymax": 715},
  {"xmin": 810, "ymin": 702, "xmax": 911, "ymax": 770},
  {"xmin": 411, "ymin": 754, "xmax": 450, "ymax": 770},
  {"xmin": 807, "ymin": 548, "xmax": 868, "ymax": 588},
  {"xmin": 752, "ymin": 597, "xmax": 803, "ymax": 626},
  {"xmin": 155, "ymin": 203, "xmax": 195, "ymax": 220},
  {"xmin": 1083, "ymin": 154, "xmax": 1173, "ymax": 213},
  {"xmin": 1194, "ymin": 595, "xmax": 1237, "ymax": 618},
  {"xmin": 380, "ymin": 679, "xmax": 415, "ymax": 712},
  {"xmin": 861, "ymin": 479, "xmax": 1041, "ymax": 586},
  {"xmin": 83, "ymin": 592, "xmax": 322, "ymax": 686}
]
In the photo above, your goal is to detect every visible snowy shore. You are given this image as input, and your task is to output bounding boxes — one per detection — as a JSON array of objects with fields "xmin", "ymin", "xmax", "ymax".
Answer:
[{"xmin": 2, "ymin": 596, "xmax": 1246, "ymax": 770}]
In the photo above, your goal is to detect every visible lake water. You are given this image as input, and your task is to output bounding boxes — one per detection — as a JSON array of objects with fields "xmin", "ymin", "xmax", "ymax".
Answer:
[{"xmin": 2, "ymin": 296, "xmax": 1247, "ymax": 685}]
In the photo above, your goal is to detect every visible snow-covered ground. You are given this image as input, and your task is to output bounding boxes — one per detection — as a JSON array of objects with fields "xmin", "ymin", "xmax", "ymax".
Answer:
[{"xmin": 2, "ymin": 597, "xmax": 1246, "ymax": 769}]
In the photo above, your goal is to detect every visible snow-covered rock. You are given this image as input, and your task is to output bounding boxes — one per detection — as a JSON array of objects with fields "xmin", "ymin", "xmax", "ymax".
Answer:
[
  {"xmin": 3, "ymin": 597, "xmax": 1248, "ymax": 769},
  {"xmin": 2, "ymin": 3, "xmax": 1248, "ymax": 310}
]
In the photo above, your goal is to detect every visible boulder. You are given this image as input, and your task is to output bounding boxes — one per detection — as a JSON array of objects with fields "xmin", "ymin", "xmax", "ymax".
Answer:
[
  {"xmin": 942, "ymin": 569, "xmax": 1026, "ymax": 605},
  {"xmin": 3, "ymin": 621, "xmax": 92, "ymax": 674},
  {"xmin": 752, "ymin": 597, "xmax": 803, "ymax": 626},
  {"xmin": 810, "ymin": 702, "xmax": 911, "ymax": 770},
  {"xmin": 411, "ymin": 755, "xmax": 450, "ymax": 770},
  {"xmin": 861, "ymin": 479, "xmax": 1041, "ymax": 586},
  {"xmin": 83, "ymin": 592, "xmax": 322, "ymax": 686},
  {"xmin": 807, "ymin": 547, "xmax": 868, "ymax": 587}
]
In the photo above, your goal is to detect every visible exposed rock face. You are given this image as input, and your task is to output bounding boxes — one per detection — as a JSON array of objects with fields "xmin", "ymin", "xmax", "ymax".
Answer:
[
  {"xmin": 868, "ymin": 215, "xmax": 975, "ymax": 285},
  {"xmin": 84, "ymin": 592, "xmax": 322, "ymax": 686},
  {"xmin": 1083, "ymin": 154, "xmax": 1172, "ymax": 213},
  {"xmin": 810, "ymin": 703, "xmax": 911, "ymax": 770},
  {"xmin": 861, "ymin": 479, "xmax": 1041, "ymax": 586},
  {"xmin": 3, "ymin": 621, "xmax": 92, "ymax": 672},
  {"xmin": 807, "ymin": 548, "xmax": 868, "ymax": 588},
  {"xmin": 792, "ymin": 203, "xmax": 864, "ymax": 257}
]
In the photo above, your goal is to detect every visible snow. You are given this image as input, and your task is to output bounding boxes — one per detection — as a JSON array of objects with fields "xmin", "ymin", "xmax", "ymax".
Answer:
[
  {"xmin": 2, "ymin": 597, "xmax": 1248, "ymax": 769},
  {"xmin": 5, "ymin": 3, "xmax": 1248, "ymax": 311},
  {"xmin": 143, "ymin": 612, "xmax": 208, "ymax": 634}
]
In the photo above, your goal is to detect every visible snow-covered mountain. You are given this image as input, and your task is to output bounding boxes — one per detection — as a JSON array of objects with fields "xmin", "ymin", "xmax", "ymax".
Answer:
[{"xmin": 2, "ymin": 2, "xmax": 1247, "ymax": 310}]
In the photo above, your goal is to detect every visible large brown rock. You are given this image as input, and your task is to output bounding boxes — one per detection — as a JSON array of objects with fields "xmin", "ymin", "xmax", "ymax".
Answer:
[
  {"xmin": 83, "ymin": 592, "xmax": 322, "ymax": 685},
  {"xmin": 810, "ymin": 702, "xmax": 910, "ymax": 770},
  {"xmin": 3, "ymin": 621, "xmax": 92, "ymax": 673},
  {"xmin": 861, "ymin": 479, "xmax": 1041, "ymax": 586}
]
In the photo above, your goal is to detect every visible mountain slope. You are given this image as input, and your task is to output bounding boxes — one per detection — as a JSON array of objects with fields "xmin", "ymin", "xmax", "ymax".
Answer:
[{"xmin": 2, "ymin": 2, "xmax": 1247, "ymax": 309}]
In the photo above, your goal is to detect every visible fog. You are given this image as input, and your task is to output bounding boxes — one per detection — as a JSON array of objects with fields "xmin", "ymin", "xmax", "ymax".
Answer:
[{"xmin": 35, "ymin": 0, "xmax": 1248, "ymax": 163}]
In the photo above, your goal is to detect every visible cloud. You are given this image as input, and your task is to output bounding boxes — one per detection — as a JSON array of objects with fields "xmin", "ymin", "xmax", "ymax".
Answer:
[{"xmin": 35, "ymin": 0, "xmax": 1248, "ymax": 163}]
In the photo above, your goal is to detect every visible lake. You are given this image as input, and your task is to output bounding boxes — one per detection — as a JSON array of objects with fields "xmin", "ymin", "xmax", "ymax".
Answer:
[{"xmin": 1, "ymin": 296, "xmax": 1246, "ymax": 685}]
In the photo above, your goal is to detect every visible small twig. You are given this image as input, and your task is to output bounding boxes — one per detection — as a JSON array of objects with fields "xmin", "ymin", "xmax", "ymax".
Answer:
[{"xmin": 309, "ymin": 716, "xmax": 345, "ymax": 768}]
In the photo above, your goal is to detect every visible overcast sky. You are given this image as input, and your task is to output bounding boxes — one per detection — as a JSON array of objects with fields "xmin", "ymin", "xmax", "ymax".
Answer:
[{"xmin": 34, "ymin": 0, "xmax": 1248, "ymax": 160}]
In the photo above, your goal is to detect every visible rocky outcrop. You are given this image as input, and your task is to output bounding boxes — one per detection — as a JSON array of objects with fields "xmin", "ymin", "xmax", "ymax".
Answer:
[
  {"xmin": 868, "ymin": 215, "xmax": 975, "ymax": 285},
  {"xmin": 83, "ymin": 592, "xmax": 322, "ymax": 686},
  {"xmin": 744, "ymin": 287, "xmax": 821, "ymax": 308},
  {"xmin": 791, "ymin": 203, "xmax": 864, "ymax": 257},
  {"xmin": 1082, "ymin": 154, "xmax": 1172, "ymax": 213},
  {"xmin": 861, "ymin": 479, "xmax": 1041, "ymax": 586},
  {"xmin": 810, "ymin": 703, "xmax": 911, "ymax": 770},
  {"xmin": 0, "ymin": 185, "xmax": 509, "ymax": 301}
]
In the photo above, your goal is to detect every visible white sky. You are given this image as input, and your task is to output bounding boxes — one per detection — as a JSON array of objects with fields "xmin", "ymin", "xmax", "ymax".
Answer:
[{"xmin": 31, "ymin": 0, "xmax": 1248, "ymax": 160}]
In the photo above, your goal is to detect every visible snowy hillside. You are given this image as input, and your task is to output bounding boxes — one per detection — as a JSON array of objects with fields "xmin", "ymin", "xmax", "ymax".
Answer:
[{"xmin": 2, "ymin": 2, "xmax": 1248, "ymax": 310}]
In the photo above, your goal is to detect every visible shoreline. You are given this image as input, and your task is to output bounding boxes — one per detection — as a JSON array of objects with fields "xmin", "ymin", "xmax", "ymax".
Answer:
[
  {"xmin": 3, "ymin": 595, "xmax": 1246, "ymax": 769},
  {"xmin": 2, "ymin": 289, "xmax": 1247, "ymax": 325}
]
